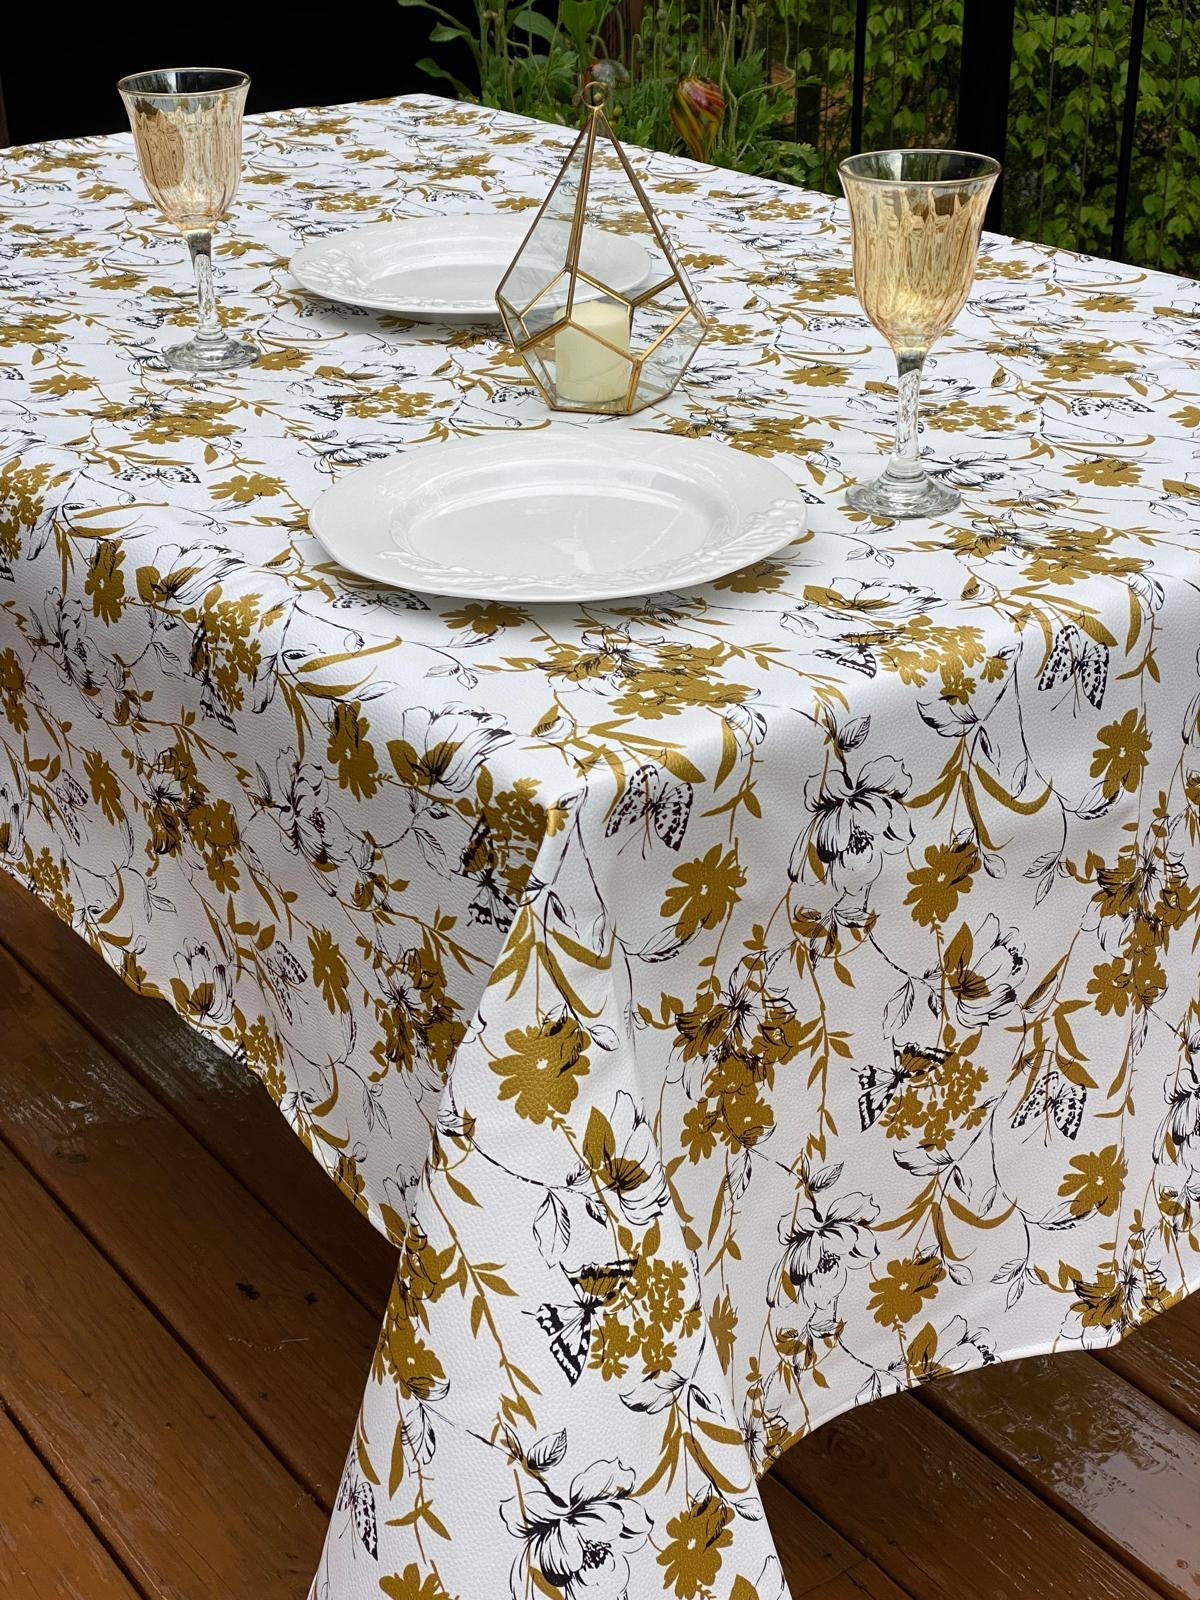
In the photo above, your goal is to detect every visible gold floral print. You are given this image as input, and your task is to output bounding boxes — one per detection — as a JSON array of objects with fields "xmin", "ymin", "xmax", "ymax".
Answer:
[
  {"xmin": 379, "ymin": 1566, "xmax": 452, "ymax": 1600},
  {"xmin": 310, "ymin": 928, "xmax": 352, "ymax": 1014},
  {"xmin": 83, "ymin": 750, "xmax": 124, "ymax": 824},
  {"xmin": 443, "ymin": 600, "xmax": 528, "ymax": 636},
  {"xmin": 1065, "ymin": 457, "xmax": 1143, "ymax": 488},
  {"xmin": 28, "ymin": 848, "xmax": 73, "ymax": 921},
  {"xmin": 1059, "ymin": 1145, "xmax": 1127, "ymax": 1219},
  {"xmin": 904, "ymin": 837, "xmax": 980, "ymax": 926},
  {"xmin": 490, "ymin": 1016, "xmax": 590, "ymax": 1123},
  {"xmin": 328, "ymin": 701, "xmax": 381, "ymax": 800},
  {"xmin": 658, "ymin": 1494, "xmax": 733, "ymax": 1597},
  {"xmin": 591, "ymin": 1246, "xmax": 696, "ymax": 1377},
  {"xmin": 0, "ymin": 650, "xmax": 28, "ymax": 734},
  {"xmin": 661, "ymin": 844, "xmax": 746, "ymax": 941},
  {"xmin": 868, "ymin": 1252, "xmax": 947, "ymax": 1328},
  {"xmin": 84, "ymin": 542, "xmax": 126, "ymax": 624},
  {"xmin": 1090, "ymin": 709, "xmax": 1151, "ymax": 797}
]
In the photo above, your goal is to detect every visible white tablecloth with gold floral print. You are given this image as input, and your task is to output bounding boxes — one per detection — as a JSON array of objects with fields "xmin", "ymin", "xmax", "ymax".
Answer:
[{"xmin": 2, "ymin": 93, "xmax": 1199, "ymax": 1600}]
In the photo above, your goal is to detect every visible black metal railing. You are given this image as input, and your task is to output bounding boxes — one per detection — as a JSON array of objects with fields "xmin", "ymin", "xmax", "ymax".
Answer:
[{"xmin": 1112, "ymin": 0, "xmax": 1149, "ymax": 261}]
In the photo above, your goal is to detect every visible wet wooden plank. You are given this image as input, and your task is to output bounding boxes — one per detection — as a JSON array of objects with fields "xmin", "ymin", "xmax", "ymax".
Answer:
[
  {"xmin": 0, "ymin": 1406, "xmax": 141, "ymax": 1600},
  {"xmin": 0, "ymin": 944, "xmax": 379, "ymax": 1510},
  {"xmin": 0, "ymin": 1143, "xmax": 327, "ymax": 1600},
  {"xmin": 772, "ymin": 1392, "xmax": 1157, "ymax": 1600},
  {"xmin": 762, "ymin": 1477, "xmax": 912, "ymax": 1599},
  {"xmin": 0, "ymin": 874, "xmax": 395, "ymax": 1314},
  {"xmin": 1100, "ymin": 1293, "xmax": 1200, "ymax": 1435},
  {"xmin": 926, "ymin": 1353, "xmax": 1200, "ymax": 1600}
]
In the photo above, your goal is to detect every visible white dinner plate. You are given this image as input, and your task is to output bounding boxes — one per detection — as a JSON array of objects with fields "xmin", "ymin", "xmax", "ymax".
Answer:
[
  {"xmin": 289, "ymin": 215, "xmax": 652, "ymax": 323},
  {"xmin": 308, "ymin": 432, "xmax": 808, "ymax": 603}
]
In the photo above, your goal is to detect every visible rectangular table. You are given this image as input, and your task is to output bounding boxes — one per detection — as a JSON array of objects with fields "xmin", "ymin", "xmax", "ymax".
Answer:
[{"xmin": 1, "ymin": 93, "xmax": 1198, "ymax": 1600}]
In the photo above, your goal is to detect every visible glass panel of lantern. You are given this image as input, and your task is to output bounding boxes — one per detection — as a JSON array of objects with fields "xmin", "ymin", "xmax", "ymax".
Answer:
[{"xmin": 496, "ymin": 88, "xmax": 708, "ymax": 415}]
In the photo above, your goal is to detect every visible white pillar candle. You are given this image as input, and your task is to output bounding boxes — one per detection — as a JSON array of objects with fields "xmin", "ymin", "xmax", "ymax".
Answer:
[{"xmin": 554, "ymin": 299, "xmax": 633, "ymax": 406}]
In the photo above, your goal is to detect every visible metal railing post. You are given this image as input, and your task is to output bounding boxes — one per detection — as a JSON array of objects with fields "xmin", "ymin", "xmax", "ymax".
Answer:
[
  {"xmin": 850, "ymin": 0, "xmax": 868, "ymax": 154},
  {"xmin": 1112, "ymin": 0, "xmax": 1148, "ymax": 260},
  {"xmin": 956, "ymin": 0, "xmax": 1016, "ymax": 232}
]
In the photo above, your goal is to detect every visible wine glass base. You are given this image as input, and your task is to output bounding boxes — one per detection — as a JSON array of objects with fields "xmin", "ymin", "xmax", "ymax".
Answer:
[
  {"xmin": 846, "ymin": 471, "xmax": 959, "ymax": 521},
  {"xmin": 163, "ymin": 335, "xmax": 259, "ymax": 373}
]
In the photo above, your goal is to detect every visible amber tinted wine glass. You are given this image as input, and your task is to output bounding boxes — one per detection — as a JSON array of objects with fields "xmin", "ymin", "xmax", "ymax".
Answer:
[
  {"xmin": 118, "ymin": 68, "xmax": 257, "ymax": 372},
  {"xmin": 839, "ymin": 149, "xmax": 999, "ymax": 519}
]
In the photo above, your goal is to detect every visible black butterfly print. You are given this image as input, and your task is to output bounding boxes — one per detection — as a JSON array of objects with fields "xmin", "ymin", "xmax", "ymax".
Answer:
[
  {"xmin": 533, "ymin": 1258, "xmax": 636, "ymax": 1384},
  {"xmin": 115, "ymin": 463, "xmax": 201, "ymax": 485},
  {"xmin": 1037, "ymin": 622, "xmax": 1108, "ymax": 710},
  {"xmin": 605, "ymin": 763, "xmax": 693, "ymax": 852},
  {"xmin": 817, "ymin": 639, "xmax": 878, "ymax": 678},
  {"xmin": 1011, "ymin": 1067, "xmax": 1085, "ymax": 1141},
  {"xmin": 858, "ymin": 1042, "xmax": 948, "ymax": 1131},
  {"xmin": 460, "ymin": 816, "xmax": 518, "ymax": 931},
  {"xmin": 337, "ymin": 1472, "xmax": 378, "ymax": 1560}
]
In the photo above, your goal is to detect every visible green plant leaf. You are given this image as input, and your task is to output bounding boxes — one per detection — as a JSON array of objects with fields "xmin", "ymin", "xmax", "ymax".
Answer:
[
  {"xmin": 415, "ymin": 57, "xmax": 473, "ymax": 95},
  {"xmin": 511, "ymin": 7, "xmax": 561, "ymax": 44}
]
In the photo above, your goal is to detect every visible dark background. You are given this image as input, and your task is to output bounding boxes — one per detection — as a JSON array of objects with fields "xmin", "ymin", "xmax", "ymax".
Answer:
[{"xmin": 1, "ymin": 3, "xmax": 474, "ymax": 145}]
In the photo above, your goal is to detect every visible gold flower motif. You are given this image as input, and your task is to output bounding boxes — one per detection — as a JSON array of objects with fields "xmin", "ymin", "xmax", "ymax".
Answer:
[
  {"xmin": 867, "ymin": 1251, "xmax": 946, "ymax": 1328},
  {"xmin": 1059, "ymin": 1145, "xmax": 1127, "ymax": 1219},
  {"xmin": 661, "ymin": 844, "xmax": 745, "ymax": 942},
  {"xmin": 328, "ymin": 701, "xmax": 380, "ymax": 800},
  {"xmin": 1065, "ymin": 457, "xmax": 1143, "ymax": 488},
  {"xmin": 1087, "ymin": 957, "xmax": 1132, "ymax": 1016},
  {"xmin": 490, "ymin": 1016, "xmax": 590, "ymax": 1124},
  {"xmin": 657, "ymin": 1495, "xmax": 732, "ymax": 1598},
  {"xmin": 83, "ymin": 749, "xmax": 124, "ymax": 824},
  {"xmin": 379, "ymin": 1566, "xmax": 451, "ymax": 1600},
  {"xmin": 84, "ymin": 542, "xmax": 126, "ymax": 624},
  {"xmin": 1090, "ymin": 708, "xmax": 1151, "ymax": 797},
  {"xmin": 309, "ymin": 927, "xmax": 352, "ymax": 1014},
  {"xmin": 904, "ymin": 838, "xmax": 979, "ymax": 927},
  {"xmin": 442, "ymin": 600, "xmax": 528, "ymax": 636}
]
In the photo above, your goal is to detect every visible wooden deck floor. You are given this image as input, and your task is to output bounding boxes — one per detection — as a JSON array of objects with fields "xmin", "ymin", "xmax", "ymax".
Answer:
[{"xmin": 1, "ymin": 872, "xmax": 1197, "ymax": 1600}]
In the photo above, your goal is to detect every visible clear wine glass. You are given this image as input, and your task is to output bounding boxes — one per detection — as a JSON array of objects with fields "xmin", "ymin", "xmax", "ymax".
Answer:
[
  {"xmin": 118, "ymin": 68, "xmax": 257, "ymax": 372},
  {"xmin": 839, "ymin": 149, "xmax": 1000, "ymax": 519}
]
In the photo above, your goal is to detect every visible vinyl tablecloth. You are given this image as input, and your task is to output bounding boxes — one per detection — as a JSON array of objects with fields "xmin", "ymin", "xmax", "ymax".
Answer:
[{"xmin": 2, "ymin": 93, "xmax": 1200, "ymax": 1600}]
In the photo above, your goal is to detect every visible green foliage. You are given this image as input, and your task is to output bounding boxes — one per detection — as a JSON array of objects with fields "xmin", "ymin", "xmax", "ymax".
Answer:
[
  {"xmin": 402, "ymin": 0, "xmax": 819, "ymax": 184},
  {"xmin": 406, "ymin": 0, "xmax": 1198, "ymax": 272},
  {"xmin": 777, "ymin": 0, "xmax": 964, "ymax": 191},
  {"xmin": 1005, "ymin": 0, "xmax": 1199, "ymax": 273}
]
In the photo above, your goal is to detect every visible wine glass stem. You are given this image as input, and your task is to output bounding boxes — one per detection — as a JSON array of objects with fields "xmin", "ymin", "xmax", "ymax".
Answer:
[
  {"xmin": 891, "ymin": 349, "xmax": 927, "ymax": 480},
  {"xmin": 187, "ymin": 232, "xmax": 225, "ymax": 347}
]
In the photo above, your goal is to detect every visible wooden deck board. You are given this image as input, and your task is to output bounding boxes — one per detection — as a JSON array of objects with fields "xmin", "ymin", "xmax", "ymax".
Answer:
[
  {"xmin": 772, "ymin": 1393, "xmax": 1160, "ymax": 1600},
  {"xmin": 0, "ymin": 942, "xmax": 380, "ymax": 1510},
  {"xmin": 760, "ymin": 1478, "xmax": 913, "ymax": 1599},
  {"xmin": 1, "ymin": 871, "xmax": 1196, "ymax": 1600},
  {"xmin": 1101, "ymin": 1291, "xmax": 1200, "ymax": 1435},
  {"xmin": 0, "ymin": 1142, "xmax": 327, "ymax": 1600},
  {"xmin": 926, "ymin": 1356, "xmax": 1200, "ymax": 1600},
  {"xmin": 0, "ymin": 1406, "xmax": 142, "ymax": 1600}
]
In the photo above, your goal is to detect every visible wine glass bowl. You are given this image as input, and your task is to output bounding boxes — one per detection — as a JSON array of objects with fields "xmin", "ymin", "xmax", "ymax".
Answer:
[
  {"xmin": 840, "ymin": 149, "xmax": 999, "ymax": 520},
  {"xmin": 118, "ymin": 68, "xmax": 257, "ymax": 372}
]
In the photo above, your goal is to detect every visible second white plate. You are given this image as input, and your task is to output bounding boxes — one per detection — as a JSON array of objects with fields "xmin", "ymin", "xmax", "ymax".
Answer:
[
  {"xmin": 290, "ymin": 214, "xmax": 652, "ymax": 323},
  {"xmin": 308, "ymin": 432, "xmax": 807, "ymax": 603}
]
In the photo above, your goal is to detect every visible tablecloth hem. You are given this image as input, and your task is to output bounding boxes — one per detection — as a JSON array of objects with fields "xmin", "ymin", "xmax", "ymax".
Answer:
[{"xmin": 750, "ymin": 1267, "xmax": 1200, "ymax": 1486}]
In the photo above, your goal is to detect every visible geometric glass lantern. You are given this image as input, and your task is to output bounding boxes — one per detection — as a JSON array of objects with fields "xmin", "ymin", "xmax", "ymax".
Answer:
[{"xmin": 497, "ymin": 84, "xmax": 709, "ymax": 415}]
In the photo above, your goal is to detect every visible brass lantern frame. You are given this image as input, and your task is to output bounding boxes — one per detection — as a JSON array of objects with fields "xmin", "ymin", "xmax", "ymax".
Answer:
[{"xmin": 496, "ymin": 85, "xmax": 709, "ymax": 416}]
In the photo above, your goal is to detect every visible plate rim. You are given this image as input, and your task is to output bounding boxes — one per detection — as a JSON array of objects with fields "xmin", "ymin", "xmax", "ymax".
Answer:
[{"xmin": 308, "ymin": 432, "xmax": 809, "ymax": 604}]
